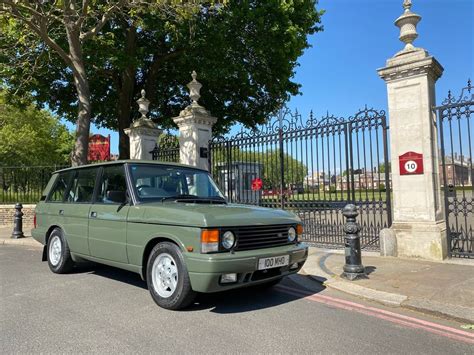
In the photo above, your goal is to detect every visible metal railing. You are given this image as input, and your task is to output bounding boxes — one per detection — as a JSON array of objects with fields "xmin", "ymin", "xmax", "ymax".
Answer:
[
  {"xmin": 209, "ymin": 106, "xmax": 392, "ymax": 250},
  {"xmin": 436, "ymin": 80, "xmax": 473, "ymax": 258},
  {"xmin": 0, "ymin": 165, "xmax": 69, "ymax": 204}
]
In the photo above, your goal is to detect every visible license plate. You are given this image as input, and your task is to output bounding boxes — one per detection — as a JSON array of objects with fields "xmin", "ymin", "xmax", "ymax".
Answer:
[{"xmin": 258, "ymin": 255, "xmax": 290, "ymax": 270}]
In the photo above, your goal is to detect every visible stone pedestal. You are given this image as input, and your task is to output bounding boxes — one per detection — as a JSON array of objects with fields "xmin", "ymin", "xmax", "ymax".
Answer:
[
  {"xmin": 125, "ymin": 124, "xmax": 162, "ymax": 160},
  {"xmin": 377, "ymin": 1, "xmax": 447, "ymax": 260},
  {"xmin": 124, "ymin": 90, "xmax": 162, "ymax": 160},
  {"xmin": 172, "ymin": 72, "xmax": 217, "ymax": 170}
]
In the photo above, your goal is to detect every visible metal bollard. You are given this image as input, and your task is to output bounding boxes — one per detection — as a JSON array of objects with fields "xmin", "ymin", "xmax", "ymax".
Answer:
[
  {"xmin": 341, "ymin": 204, "xmax": 366, "ymax": 281},
  {"xmin": 11, "ymin": 203, "xmax": 25, "ymax": 239}
]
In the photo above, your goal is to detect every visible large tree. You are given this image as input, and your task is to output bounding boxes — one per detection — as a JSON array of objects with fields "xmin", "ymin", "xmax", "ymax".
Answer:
[
  {"xmin": 0, "ymin": 0, "xmax": 210, "ymax": 165},
  {"xmin": 1, "ymin": 1, "xmax": 323, "ymax": 159}
]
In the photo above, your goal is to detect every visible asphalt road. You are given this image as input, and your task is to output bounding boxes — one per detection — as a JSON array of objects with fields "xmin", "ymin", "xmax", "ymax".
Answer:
[{"xmin": 1, "ymin": 245, "xmax": 473, "ymax": 354}]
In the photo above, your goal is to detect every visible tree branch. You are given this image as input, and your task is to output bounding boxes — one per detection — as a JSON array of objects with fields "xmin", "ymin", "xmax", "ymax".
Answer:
[
  {"xmin": 3, "ymin": 5, "xmax": 72, "ymax": 67},
  {"xmin": 79, "ymin": 0, "xmax": 128, "ymax": 41},
  {"xmin": 76, "ymin": 0, "xmax": 90, "ymax": 27}
]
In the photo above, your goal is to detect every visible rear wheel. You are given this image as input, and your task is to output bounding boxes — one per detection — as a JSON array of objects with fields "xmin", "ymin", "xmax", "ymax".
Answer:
[
  {"xmin": 47, "ymin": 228, "xmax": 74, "ymax": 274},
  {"xmin": 146, "ymin": 242, "xmax": 196, "ymax": 310}
]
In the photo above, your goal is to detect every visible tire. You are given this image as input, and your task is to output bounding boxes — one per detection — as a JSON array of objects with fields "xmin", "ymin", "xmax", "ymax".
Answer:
[
  {"xmin": 47, "ymin": 228, "xmax": 74, "ymax": 274},
  {"xmin": 146, "ymin": 242, "xmax": 196, "ymax": 310}
]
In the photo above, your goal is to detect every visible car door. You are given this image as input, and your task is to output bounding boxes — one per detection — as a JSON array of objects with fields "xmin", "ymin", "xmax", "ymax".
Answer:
[
  {"xmin": 61, "ymin": 167, "xmax": 99, "ymax": 255},
  {"xmin": 88, "ymin": 164, "xmax": 129, "ymax": 263},
  {"xmin": 44, "ymin": 170, "xmax": 73, "ymax": 236}
]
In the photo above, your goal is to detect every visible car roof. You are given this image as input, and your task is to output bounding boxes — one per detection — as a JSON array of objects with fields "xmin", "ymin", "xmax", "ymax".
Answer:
[{"xmin": 54, "ymin": 160, "xmax": 208, "ymax": 174}]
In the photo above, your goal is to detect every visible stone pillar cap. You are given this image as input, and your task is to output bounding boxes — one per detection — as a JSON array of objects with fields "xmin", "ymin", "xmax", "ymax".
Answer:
[
  {"xmin": 394, "ymin": 0, "xmax": 422, "ymax": 56},
  {"xmin": 172, "ymin": 71, "xmax": 217, "ymax": 127},
  {"xmin": 129, "ymin": 89, "xmax": 159, "ymax": 130}
]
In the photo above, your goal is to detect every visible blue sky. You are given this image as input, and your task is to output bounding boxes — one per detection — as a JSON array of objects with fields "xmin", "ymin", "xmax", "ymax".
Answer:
[{"xmin": 77, "ymin": 0, "xmax": 473, "ymax": 154}]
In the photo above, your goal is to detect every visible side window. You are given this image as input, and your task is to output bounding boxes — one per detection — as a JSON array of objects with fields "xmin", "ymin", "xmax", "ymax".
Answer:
[
  {"xmin": 66, "ymin": 168, "xmax": 98, "ymax": 203},
  {"xmin": 47, "ymin": 172, "xmax": 72, "ymax": 202},
  {"xmin": 97, "ymin": 165, "xmax": 127, "ymax": 203}
]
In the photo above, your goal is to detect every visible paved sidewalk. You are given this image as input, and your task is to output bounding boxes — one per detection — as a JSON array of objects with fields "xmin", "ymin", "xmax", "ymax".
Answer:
[
  {"xmin": 302, "ymin": 247, "xmax": 474, "ymax": 323},
  {"xmin": 0, "ymin": 226, "xmax": 41, "ymax": 248}
]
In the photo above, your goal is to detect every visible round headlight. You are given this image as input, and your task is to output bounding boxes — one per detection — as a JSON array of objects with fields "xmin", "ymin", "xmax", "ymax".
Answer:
[
  {"xmin": 222, "ymin": 231, "xmax": 235, "ymax": 250},
  {"xmin": 288, "ymin": 227, "xmax": 297, "ymax": 242}
]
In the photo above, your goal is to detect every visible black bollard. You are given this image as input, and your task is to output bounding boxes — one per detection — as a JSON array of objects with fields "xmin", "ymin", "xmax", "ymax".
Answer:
[
  {"xmin": 341, "ymin": 204, "xmax": 366, "ymax": 280},
  {"xmin": 11, "ymin": 203, "xmax": 25, "ymax": 239}
]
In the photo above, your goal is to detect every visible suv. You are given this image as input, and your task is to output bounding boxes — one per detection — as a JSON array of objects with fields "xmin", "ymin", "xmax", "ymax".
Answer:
[{"xmin": 32, "ymin": 161, "xmax": 308, "ymax": 309}]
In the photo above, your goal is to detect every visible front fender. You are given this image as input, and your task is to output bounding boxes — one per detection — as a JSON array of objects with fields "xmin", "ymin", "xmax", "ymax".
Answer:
[{"xmin": 126, "ymin": 222, "xmax": 201, "ymax": 267}]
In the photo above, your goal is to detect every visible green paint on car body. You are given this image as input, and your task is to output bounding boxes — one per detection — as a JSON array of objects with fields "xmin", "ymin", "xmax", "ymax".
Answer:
[{"xmin": 32, "ymin": 161, "xmax": 308, "ymax": 296}]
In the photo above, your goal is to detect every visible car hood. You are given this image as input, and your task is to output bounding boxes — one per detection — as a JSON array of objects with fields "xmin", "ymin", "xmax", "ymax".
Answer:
[{"xmin": 131, "ymin": 202, "xmax": 300, "ymax": 227}]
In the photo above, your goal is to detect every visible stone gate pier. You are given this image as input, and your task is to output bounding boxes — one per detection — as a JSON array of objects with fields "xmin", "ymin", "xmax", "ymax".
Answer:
[{"xmin": 378, "ymin": 0, "xmax": 446, "ymax": 260}]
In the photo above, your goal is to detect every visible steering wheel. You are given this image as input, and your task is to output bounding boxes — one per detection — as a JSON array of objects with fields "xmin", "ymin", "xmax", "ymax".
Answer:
[{"xmin": 136, "ymin": 184, "xmax": 152, "ymax": 194}]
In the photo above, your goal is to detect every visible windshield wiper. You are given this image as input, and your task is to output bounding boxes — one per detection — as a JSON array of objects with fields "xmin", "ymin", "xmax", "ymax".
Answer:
[{"xmin": 160, "ymin": 194, "xmax": 226, "ymax": 203}]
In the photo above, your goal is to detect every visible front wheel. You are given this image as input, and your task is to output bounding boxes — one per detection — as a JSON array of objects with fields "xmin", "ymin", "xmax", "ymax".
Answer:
[
  {"xmin": 146, "ymin": 242, "xmax": 196, "ymax": 310},
  {"xmin": 47, "ymin": 228, "xmax": 74, "ymax": 274}
]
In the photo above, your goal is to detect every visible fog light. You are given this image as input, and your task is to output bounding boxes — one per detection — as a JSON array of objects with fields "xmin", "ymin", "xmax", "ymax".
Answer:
[
  {"xmin": 290, "ymin": 263, "xmax": 299, "ymax": 270},
  {"xmin": 221, "ymin": 273, "xmax": 237, "ymax": 283}
]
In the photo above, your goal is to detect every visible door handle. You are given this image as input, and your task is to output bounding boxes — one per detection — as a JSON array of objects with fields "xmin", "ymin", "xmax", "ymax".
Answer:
[
  {"xmin": 90, "ymin": 211, "xmax": 97, "ymax": 218},
  {"xmin": 59, "ymin": 210, "xmax": 64, "ymax": 215}
]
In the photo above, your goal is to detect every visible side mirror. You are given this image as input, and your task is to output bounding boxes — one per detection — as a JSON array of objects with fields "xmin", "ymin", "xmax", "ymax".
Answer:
[{"xmin": 106, "ymin": 190, "xmax": 127, "ymax": 204}]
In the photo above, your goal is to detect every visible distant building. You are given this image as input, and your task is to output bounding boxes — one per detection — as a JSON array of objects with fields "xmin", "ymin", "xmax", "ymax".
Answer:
[
  {"xmin": 303, "ymin": 171, "xmax": 330, "ymax": 189},
  {"xmin": 337, "ymin": 172, "xmax": 392, "ymax": 191},
  {"xmin": 439, "ymin": 154, "xmax": 472, "ymax": 186}
]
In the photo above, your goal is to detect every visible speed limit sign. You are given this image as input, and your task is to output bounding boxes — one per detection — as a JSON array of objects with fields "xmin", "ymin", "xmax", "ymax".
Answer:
[
  {"xmin": 399, "ymin": 152, "xmax": 423, "ymax": 175},
  {"xmin": 404, "ymin": 160, "xmax": 418, "ymax": 173}
]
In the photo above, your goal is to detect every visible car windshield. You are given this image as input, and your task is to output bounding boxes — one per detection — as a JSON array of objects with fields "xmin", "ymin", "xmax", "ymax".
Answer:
[{"xmin": 129, "ymin": 164, "xmax": 225, "ymax": 203}]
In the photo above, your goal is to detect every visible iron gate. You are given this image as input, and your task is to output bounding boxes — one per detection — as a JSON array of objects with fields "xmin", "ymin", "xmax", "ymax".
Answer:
[
  {"xmin": 209, "ymin": 106, "xmax": 392, "ymax": 249},
  {"xmin": 436, "ymin": 80, "xmax": 473, "ymax": 258},
  {"xmin": 150, "ymin": 133, "xmax": 180, "ymax": 162}
]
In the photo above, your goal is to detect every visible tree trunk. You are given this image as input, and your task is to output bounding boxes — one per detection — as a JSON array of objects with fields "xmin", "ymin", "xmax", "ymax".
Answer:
[
  {"xmin": 65, "ymin": 20, "xmax": 91, "ymax": 166},
  {"xmin": 117, "ymin": 25, "xmax": 137, "ymax": 160},
  {"xmin": 70, "ymin": 64, "xmax": 91, "ymax": 166}
]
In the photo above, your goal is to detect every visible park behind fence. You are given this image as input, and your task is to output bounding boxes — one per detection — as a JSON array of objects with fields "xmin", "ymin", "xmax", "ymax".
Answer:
[{"xmin": 0, "ymin": 165, "xmax": 69, "ymax": 204}]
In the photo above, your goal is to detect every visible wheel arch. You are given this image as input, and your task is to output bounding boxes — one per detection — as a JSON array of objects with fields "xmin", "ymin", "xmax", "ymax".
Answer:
[
  {"xmin": 45, "ymin": 225, "xmax": 62, "ymax": 245},
  {"xmin": 141, "ymin": 236, "xmax": 182, "ymax": 280}
]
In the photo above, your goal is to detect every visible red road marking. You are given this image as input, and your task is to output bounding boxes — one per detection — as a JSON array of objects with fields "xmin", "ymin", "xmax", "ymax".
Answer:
[{"xmin": 276, "ymin": 285, "xmax": 474, "ymax": 345}]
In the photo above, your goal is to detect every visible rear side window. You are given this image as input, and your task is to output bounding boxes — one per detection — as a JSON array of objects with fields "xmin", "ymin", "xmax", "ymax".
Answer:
[
  {"xmin": 47, "ymin": 172, "xmax": 72, "ymax": 202},
  {"xmin": 66, "ymin": 168, "xmax": 98, "ymax": 203},
  {"xmin": 97, "ymin": 165, "xmax": 127, "ymax": 204}
]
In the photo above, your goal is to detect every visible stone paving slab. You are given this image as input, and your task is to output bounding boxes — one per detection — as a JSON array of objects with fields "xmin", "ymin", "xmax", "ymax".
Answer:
[
  {"xmin": 302, "ymin": 247, "xmax": 474, "ymax": 323},
  {"xmin": 0, "ymin": 226, "xmax": 41, "ymax": 248}
]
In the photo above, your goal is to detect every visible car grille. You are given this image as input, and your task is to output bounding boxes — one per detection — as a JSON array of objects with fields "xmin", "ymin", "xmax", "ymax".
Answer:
[{"xmin": 233, "ymin": 224, "xmax": 292, "ymax": 251}]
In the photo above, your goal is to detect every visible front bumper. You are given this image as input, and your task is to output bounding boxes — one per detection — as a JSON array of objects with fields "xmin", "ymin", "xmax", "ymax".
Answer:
[{"xmin": 185, "ymin": 243, "xmax": 308, "ymax": 293}]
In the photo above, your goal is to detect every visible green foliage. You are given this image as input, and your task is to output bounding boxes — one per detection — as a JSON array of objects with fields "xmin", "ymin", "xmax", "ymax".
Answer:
[
  {"xmin": 379, "ymin": 163, "xmax": 391, "ymax": 173},
  {"xmin": 378, "ymin": 183, "xmax": 386, "ymax": 192},
  {"xmin": 1, "ymin": 1, "xmax": 323, "ymax": 156},
  {"xmin": 0, "ymin": 89, "xmax": 74, "ymax": 166}
]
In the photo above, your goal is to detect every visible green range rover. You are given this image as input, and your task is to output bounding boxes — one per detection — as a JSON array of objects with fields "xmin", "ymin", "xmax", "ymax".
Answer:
[{"xmin": 32, "ymin": 161, "xmax": 308, "ymax": 310}]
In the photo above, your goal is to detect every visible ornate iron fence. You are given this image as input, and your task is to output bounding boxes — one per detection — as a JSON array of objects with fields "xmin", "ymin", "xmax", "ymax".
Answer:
[
  {"xmin": 436, "ymin": 80, "xmax": 474, "ymax": 258},
  {"xmin": 209, "ymin": 106, "xmax": 392, "ymax": 250},
  {"xmin": 150, "ymin": 133, "xmax": 180, "ymax": 163},
  {"xmin": 0, "ymin": 165, "xmax": 69, "ymax": 204}
]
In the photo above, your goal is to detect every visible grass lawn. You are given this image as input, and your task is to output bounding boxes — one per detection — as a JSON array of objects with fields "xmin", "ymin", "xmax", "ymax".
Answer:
[{"xmin": 263, "ymin": 190, "xmax": 391, "ymax": 202}]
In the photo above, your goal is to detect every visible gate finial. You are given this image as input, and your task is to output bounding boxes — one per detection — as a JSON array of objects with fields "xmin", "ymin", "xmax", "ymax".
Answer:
[
  {"xmin": 187, "ymin": 70, "xmax": 202, "ymax": 104},
  {"xmin": 395, "ymin": 0, "xmax": 421, "ymax": 54},
  {"xmin": 403, "ymin": 0, "xmax": 412, "ymax": 12}
]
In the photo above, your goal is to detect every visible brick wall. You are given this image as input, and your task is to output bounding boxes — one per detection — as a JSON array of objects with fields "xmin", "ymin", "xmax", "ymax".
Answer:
[{"xmin": 0, "ymin": 204, "xmax": 36, "ymax": 229}]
